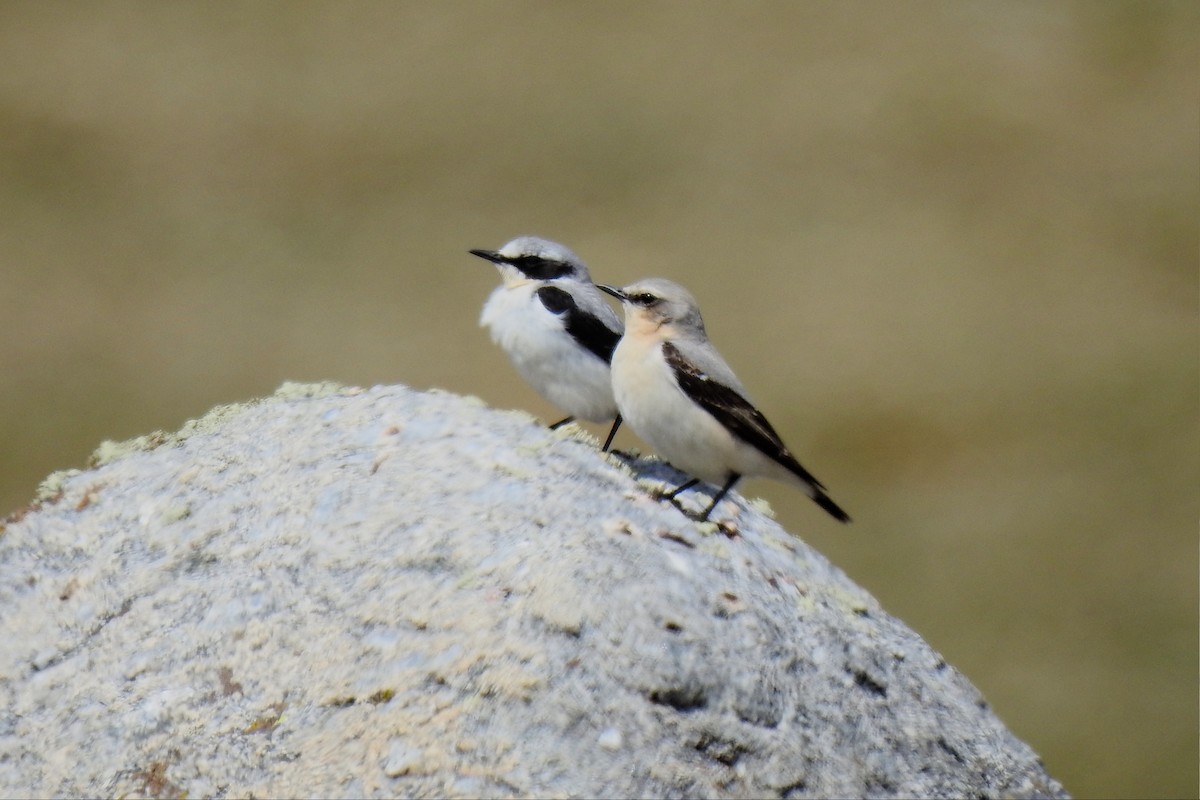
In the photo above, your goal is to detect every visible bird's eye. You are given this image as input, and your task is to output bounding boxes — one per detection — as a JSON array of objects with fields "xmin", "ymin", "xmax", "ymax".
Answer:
[{"xmin": 632, "ymin": 293, "xmax": 658, "ymax": 306}]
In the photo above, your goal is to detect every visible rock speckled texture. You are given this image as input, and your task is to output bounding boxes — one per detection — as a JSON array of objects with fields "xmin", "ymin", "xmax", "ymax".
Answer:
[{"xmin": 0, "ymin": 382, "xmax": 1067, "ymax": 798}]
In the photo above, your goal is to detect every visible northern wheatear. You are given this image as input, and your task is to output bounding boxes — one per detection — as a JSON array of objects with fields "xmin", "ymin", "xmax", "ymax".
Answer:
[
  {"xmin": 599, "ymin": 278, "xmax": 850, "ymax": 523},
  {"xmin": 471, "ymin": 236, "xmax": 623, "ymax": 451}
]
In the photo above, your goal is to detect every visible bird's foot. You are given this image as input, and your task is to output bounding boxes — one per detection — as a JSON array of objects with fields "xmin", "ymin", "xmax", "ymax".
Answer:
[{"xmin": 607, "ymin": 448, "xmax": 637, "ymax": 464}]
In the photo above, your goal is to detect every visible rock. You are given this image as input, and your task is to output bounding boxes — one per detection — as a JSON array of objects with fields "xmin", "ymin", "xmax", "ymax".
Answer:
[{"xmin": 0, "ymin": 382, "xmax": 1067, "ymax": 798}]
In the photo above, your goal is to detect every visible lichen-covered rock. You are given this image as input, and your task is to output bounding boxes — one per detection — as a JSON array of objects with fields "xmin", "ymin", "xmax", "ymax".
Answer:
[{"xmin": 0, "ymin": 382, "xmax": 1067, "ymax": 799}]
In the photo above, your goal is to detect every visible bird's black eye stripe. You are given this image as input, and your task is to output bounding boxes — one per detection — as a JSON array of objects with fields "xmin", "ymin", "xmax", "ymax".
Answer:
[
  {"xmin": 509, "ymin": 255, "xmax": 574, "ymax": 280},
  {"xmin": 631, "ymin": 292, "xmax": 659, "ymax": 306}
]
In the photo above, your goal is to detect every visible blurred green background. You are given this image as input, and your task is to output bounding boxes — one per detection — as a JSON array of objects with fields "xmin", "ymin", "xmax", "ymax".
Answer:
[{"xmin": 1, "ymin": 2, "xmax": 1195, "ymax": 796}]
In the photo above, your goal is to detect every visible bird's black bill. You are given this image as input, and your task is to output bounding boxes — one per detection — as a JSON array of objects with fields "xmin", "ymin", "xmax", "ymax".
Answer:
[
  {"xmin": 469, "ymin": 248, "xmax": 505, "ymax": 265},
  {"xmin": 597, "ymin": 284, "xmax": 625, "ymax": 301}
]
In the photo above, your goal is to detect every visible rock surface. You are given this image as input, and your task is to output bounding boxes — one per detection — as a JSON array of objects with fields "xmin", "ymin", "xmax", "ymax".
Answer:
[{"xmin": 0, "ymin": 382, "xmax": 1067, "ymax": 799}]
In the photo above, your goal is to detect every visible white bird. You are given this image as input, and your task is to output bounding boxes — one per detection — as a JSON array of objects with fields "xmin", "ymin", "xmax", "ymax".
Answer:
[
  {"xmin": 599, "ymin": 278, "xmax": 850, "ymax": 523},
  {"xmin": 471, "ymin": 236, "xmax": 623, "ymax": 451}
]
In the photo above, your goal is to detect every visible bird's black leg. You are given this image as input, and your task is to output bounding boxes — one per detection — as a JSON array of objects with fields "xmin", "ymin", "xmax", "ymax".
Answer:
[
  {"xmin": 662, "ymin": 478, "xmax": 701, "ymax": 504},
  {"xmin": 549, "ymin": 416, "xmax": 576, "ymax": 430},
  {"xmin": 698, "ymin": 473, "xmax": 741, "ymax": 522},
  {"xmin": 601, "ymin": 415, "xmax": 623, "ymax": 452}
]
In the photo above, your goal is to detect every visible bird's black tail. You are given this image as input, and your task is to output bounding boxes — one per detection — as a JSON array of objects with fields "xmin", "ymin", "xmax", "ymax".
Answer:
[{"xmin": 813, "ymin": 490, "xmax": 851, "ymax": 523}]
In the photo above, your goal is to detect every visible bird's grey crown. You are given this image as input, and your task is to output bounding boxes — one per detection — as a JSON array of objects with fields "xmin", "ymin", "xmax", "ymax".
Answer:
[{"xmin": 616, "ymin": 277, "xmax": 706, "ymax": 333}]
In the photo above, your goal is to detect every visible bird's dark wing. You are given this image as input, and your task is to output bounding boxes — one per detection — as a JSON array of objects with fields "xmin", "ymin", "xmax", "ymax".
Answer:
[
  {"xmin": 662, "ymin": 341, "xmax": 827, "ymax": 491},
  {"xmin": 536, "ymin": 285, "xmax": 621, "ymax": 363}
]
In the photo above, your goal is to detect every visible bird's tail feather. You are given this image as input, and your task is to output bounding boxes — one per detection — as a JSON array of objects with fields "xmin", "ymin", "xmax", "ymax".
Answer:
[{"xmin": 812, "ymin": 489, "xmax": 851, "ymax": 523}]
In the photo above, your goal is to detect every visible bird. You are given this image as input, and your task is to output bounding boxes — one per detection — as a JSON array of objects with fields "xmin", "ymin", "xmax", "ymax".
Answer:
[
  {"xmin": 598, "ymin": 278, "xmax": 850, "ymax": 523},
  {"xmin": 471, "ymin": 236, "xmax": 623, "ymax": 451}
]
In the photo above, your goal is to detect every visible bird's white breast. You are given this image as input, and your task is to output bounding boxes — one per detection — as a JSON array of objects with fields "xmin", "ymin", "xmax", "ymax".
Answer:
[{"xmin": 610, "ymin": 336, "xmax": 732, "ymax": 483}]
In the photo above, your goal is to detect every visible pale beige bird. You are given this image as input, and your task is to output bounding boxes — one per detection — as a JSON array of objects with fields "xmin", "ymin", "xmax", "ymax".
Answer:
[{"xmin": 600, "ymin": 278, "xmax": 849, "ymax": 522}]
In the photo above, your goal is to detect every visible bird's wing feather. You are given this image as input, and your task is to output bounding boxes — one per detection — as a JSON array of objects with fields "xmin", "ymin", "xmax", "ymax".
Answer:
[
  {"xmin": 536, "ymin": 285, "xmax": 622, "ymax": 363},
  {"xmin": 662, "ymin": 340, "xmax": 827, "ymax": 491}
]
